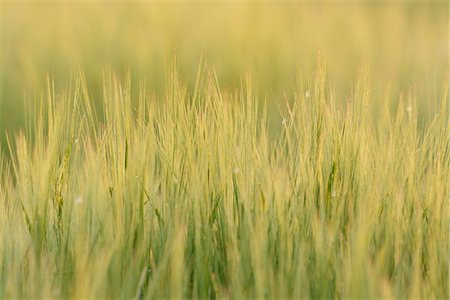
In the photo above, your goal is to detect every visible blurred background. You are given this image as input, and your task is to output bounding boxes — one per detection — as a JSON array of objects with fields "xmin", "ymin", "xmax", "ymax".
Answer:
[{"xmin": 0, "ymin": 1, "xmax": 448, "ymax": 143}]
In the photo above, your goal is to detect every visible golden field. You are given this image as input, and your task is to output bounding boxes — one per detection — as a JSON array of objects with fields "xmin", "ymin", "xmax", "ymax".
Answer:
[{"xmin": 0, "ymin": 1, "xmax": 448, "ymax": 299}]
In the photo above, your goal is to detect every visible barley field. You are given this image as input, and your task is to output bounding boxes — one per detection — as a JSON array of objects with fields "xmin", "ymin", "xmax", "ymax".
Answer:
[{"xmin": 0, "ymin": 1, "xmax": 448, "ymax": 299}]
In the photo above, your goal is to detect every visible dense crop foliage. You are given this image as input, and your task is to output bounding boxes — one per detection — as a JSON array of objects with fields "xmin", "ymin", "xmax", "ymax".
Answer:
[
  {"xmin": 0, "ymin": 64, "xmax": 448, "ymax": 298},
  {"xmin": 0, "ymin": 2, "xmax": 448, "ymax": 299}
]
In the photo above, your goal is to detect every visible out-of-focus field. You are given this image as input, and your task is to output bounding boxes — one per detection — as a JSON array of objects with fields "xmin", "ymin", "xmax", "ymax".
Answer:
[
  {"xmin": 0, "ymin": 2, "xmax": 448, "ymax": 136},
  {"xmin": 0, "ymin": 1, "xmax": 449, "ymax": 299}
]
